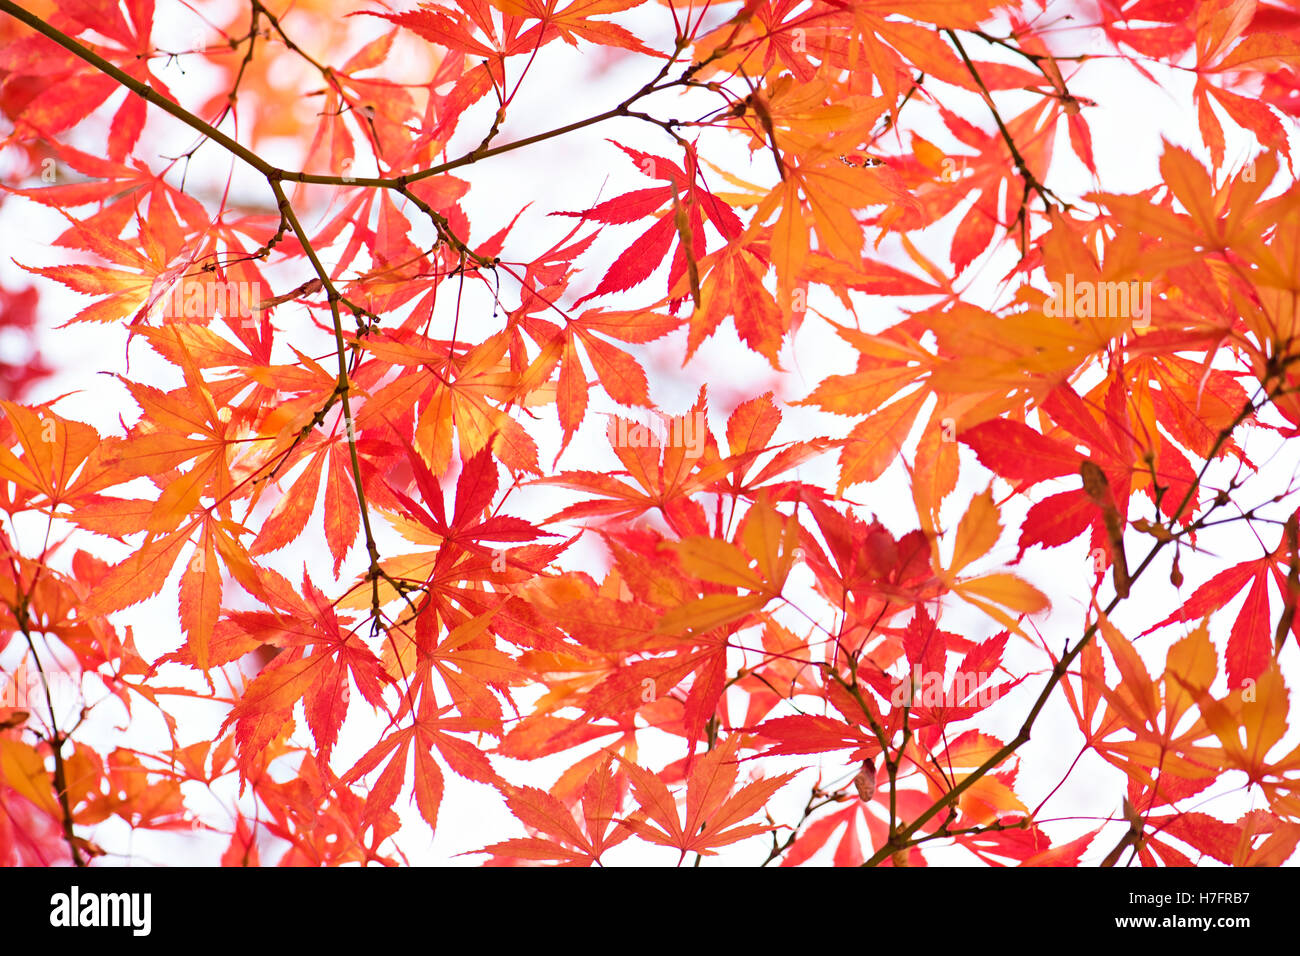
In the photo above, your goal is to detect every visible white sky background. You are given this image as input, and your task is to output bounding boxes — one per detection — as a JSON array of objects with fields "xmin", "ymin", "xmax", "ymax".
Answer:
[{"xmin": 1, "ymin": 0, "xmax": 1298, "ymax": 865}]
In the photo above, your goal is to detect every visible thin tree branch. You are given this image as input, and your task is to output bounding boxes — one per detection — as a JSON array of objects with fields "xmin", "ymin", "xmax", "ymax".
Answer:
[{"xmin": 861, "ymin": 375, "xmax": 1286, "ymax": 866}]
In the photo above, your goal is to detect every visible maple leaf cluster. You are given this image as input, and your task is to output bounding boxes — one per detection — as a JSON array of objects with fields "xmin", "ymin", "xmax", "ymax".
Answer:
[{"xmin": 1, "ymin": 0, "xmax": 1299, "ymax": 868}]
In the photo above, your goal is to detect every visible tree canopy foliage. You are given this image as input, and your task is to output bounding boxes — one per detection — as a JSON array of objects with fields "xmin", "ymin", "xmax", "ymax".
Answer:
[{"xmin": 2, "ymin": 0, "xmax": 1300, "ymax": 866}]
